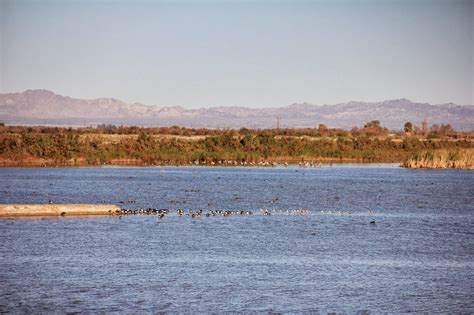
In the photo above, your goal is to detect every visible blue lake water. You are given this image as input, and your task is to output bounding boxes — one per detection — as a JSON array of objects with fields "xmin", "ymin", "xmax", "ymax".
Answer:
[{"xmin": 0, "ymin": 165, "xmax": 473, "ymax": 312}]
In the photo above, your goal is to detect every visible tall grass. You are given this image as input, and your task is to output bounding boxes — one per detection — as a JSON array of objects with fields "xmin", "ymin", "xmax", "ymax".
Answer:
[{"xmin": 403, "ymin": 149, "xmax": 473, "ymax": 169}]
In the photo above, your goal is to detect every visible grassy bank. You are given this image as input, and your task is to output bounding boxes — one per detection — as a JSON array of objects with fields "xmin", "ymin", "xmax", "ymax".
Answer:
[
  {"xmin": 402, "ymin": 149, "xmax": 474, "ymax": 169},
  {"xmin": 1, "ymin": 125, "xmax": 472, "ymax": 167}
]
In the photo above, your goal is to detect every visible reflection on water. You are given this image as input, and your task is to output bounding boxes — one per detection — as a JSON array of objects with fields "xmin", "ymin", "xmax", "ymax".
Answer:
[{"xmin": 0, "ymin": 165, "xmax": 473, "ymax": 312}]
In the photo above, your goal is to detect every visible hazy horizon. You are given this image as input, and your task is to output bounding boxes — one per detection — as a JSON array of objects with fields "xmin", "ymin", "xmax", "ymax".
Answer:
[
  {"xmin": 1, "ymin": 88, "xmax": 473, "ymax": 109},
  {"xmin": 1, "ymin": 0, "xmax": 473, "ymax": 108}
]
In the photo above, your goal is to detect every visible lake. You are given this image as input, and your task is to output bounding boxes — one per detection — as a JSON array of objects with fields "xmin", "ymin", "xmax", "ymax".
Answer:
[{"xmin": 0, "ymin": 165, "xmax": 473, "ymax": 312}]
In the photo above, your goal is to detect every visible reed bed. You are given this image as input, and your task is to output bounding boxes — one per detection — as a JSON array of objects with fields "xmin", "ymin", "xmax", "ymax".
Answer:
[{"xmin": 403, "ymin": 149, "xmax": 473, "ymax": 169}]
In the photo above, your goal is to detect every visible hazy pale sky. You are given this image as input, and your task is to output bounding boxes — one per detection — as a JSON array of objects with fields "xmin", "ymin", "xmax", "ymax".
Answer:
[{"xmin": 0, "ymin": 0, "xmax": 472, "ymax": 108}]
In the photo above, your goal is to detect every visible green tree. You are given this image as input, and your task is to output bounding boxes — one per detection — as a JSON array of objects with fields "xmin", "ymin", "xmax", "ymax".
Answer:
[{"xmin": 404, "ymin": 122, "xmax": 413, "ymax": 133}]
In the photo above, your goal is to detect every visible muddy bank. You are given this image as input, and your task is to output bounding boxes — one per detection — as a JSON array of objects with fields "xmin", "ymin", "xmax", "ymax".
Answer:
[
  {"xmin": 0, "ymin": 204, "xmax": 121, "ymax": 217},
  {"xmin": 0, "ymin": 157, "xmax": 395, "ymax": 167}
]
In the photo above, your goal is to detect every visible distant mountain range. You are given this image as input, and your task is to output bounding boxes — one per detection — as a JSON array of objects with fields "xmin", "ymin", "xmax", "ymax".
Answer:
[{"xmin": 1, "ymin": 89, "xmax": 473, "ymax": 130}]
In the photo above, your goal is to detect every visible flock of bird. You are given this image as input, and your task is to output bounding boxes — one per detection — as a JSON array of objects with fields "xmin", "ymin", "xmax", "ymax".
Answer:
[
  {"xmin": 192, "ymin": 160, "xmax": 280, "ymax": 166},
  {"xmin": 189, "ymin": 160, "xmax": 324, "ymax": 167},
  {"xmin": 113, "ymin": 207, "xmax": 378, "ymax": 223},
  {"xmin": 320, "ymin": 210, "xmax": 352, "ymax": 216},
  {"xmin": 115, "ymin": 207, "xmax": 311, "ymax": 218}
]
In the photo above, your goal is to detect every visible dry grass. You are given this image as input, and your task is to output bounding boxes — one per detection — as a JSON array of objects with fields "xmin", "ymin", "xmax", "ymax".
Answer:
[
  {"xmin": 78, "ymin": 134, "xmax": 207, "ymax": 144},
  {"xmin": 403, "ymin": 149, "xmax": 474, "ymax": 169}
]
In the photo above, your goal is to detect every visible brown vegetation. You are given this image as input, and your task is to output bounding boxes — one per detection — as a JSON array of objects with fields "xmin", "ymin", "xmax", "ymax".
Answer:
[
  {"xmin": 0, "ymin": 122, "xmax": 472, "ymax": 167},
  {"xmin": 402, "ymin": 149, "xmax": 474, "ymax": 169}
]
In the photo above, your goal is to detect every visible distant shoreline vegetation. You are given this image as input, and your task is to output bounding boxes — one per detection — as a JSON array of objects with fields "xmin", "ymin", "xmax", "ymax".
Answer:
[{"xmin": 0, "ymin": 121, "xmax": 473, "ymax": 169}]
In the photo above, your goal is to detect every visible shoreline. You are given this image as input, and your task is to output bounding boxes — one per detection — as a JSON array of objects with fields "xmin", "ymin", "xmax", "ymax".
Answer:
[
  {"xmin": 0, "ymin": 160, "xmax": 400, "ymax": 168},
  {"xmin": 0, "ymin": 161, "xmax": 471, "ymax": 169},
  {"xmin": 0, "ymin": 154, "xmax": 403, "ymax": 167},
  {"xmin": 0, "ymin": 156, "xmax": 389, "ymax": 167},
  {"xmin": 2, "ymin": 125, "xmax": 472, "ymax": 170}
]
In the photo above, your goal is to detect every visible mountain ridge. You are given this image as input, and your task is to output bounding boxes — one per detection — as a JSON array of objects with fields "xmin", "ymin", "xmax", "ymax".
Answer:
[{"xmin": 1, "ymin": 90, "xmax": 473, "ymax": 130}]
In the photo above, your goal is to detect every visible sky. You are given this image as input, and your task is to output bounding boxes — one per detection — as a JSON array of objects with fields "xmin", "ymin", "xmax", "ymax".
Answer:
[{"xmin": 0, "ymin": 0, "xmax": 472, "ymax": 108}]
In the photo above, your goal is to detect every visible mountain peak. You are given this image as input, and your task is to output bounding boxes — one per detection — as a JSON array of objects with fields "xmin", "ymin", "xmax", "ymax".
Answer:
[
  {"xmin": 382, "ymin": 98, "xmax": 413, "ymax": 104},
  {"xmin": 24, "ymin": 89, "xmax": 56, "ymax": 96},
  {"xmin": 396, "ymin": 97, "xmax": 411, "ymax": 102},
  {"xmin": 0, "ymin": 90, "xmax": 472, "ymax": 130}
]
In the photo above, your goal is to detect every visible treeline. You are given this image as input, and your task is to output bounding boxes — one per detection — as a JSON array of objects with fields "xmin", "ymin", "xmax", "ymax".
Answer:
[{"xmin": 0, "ymin": 122, "xmax": 472, "ymax": 166}]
